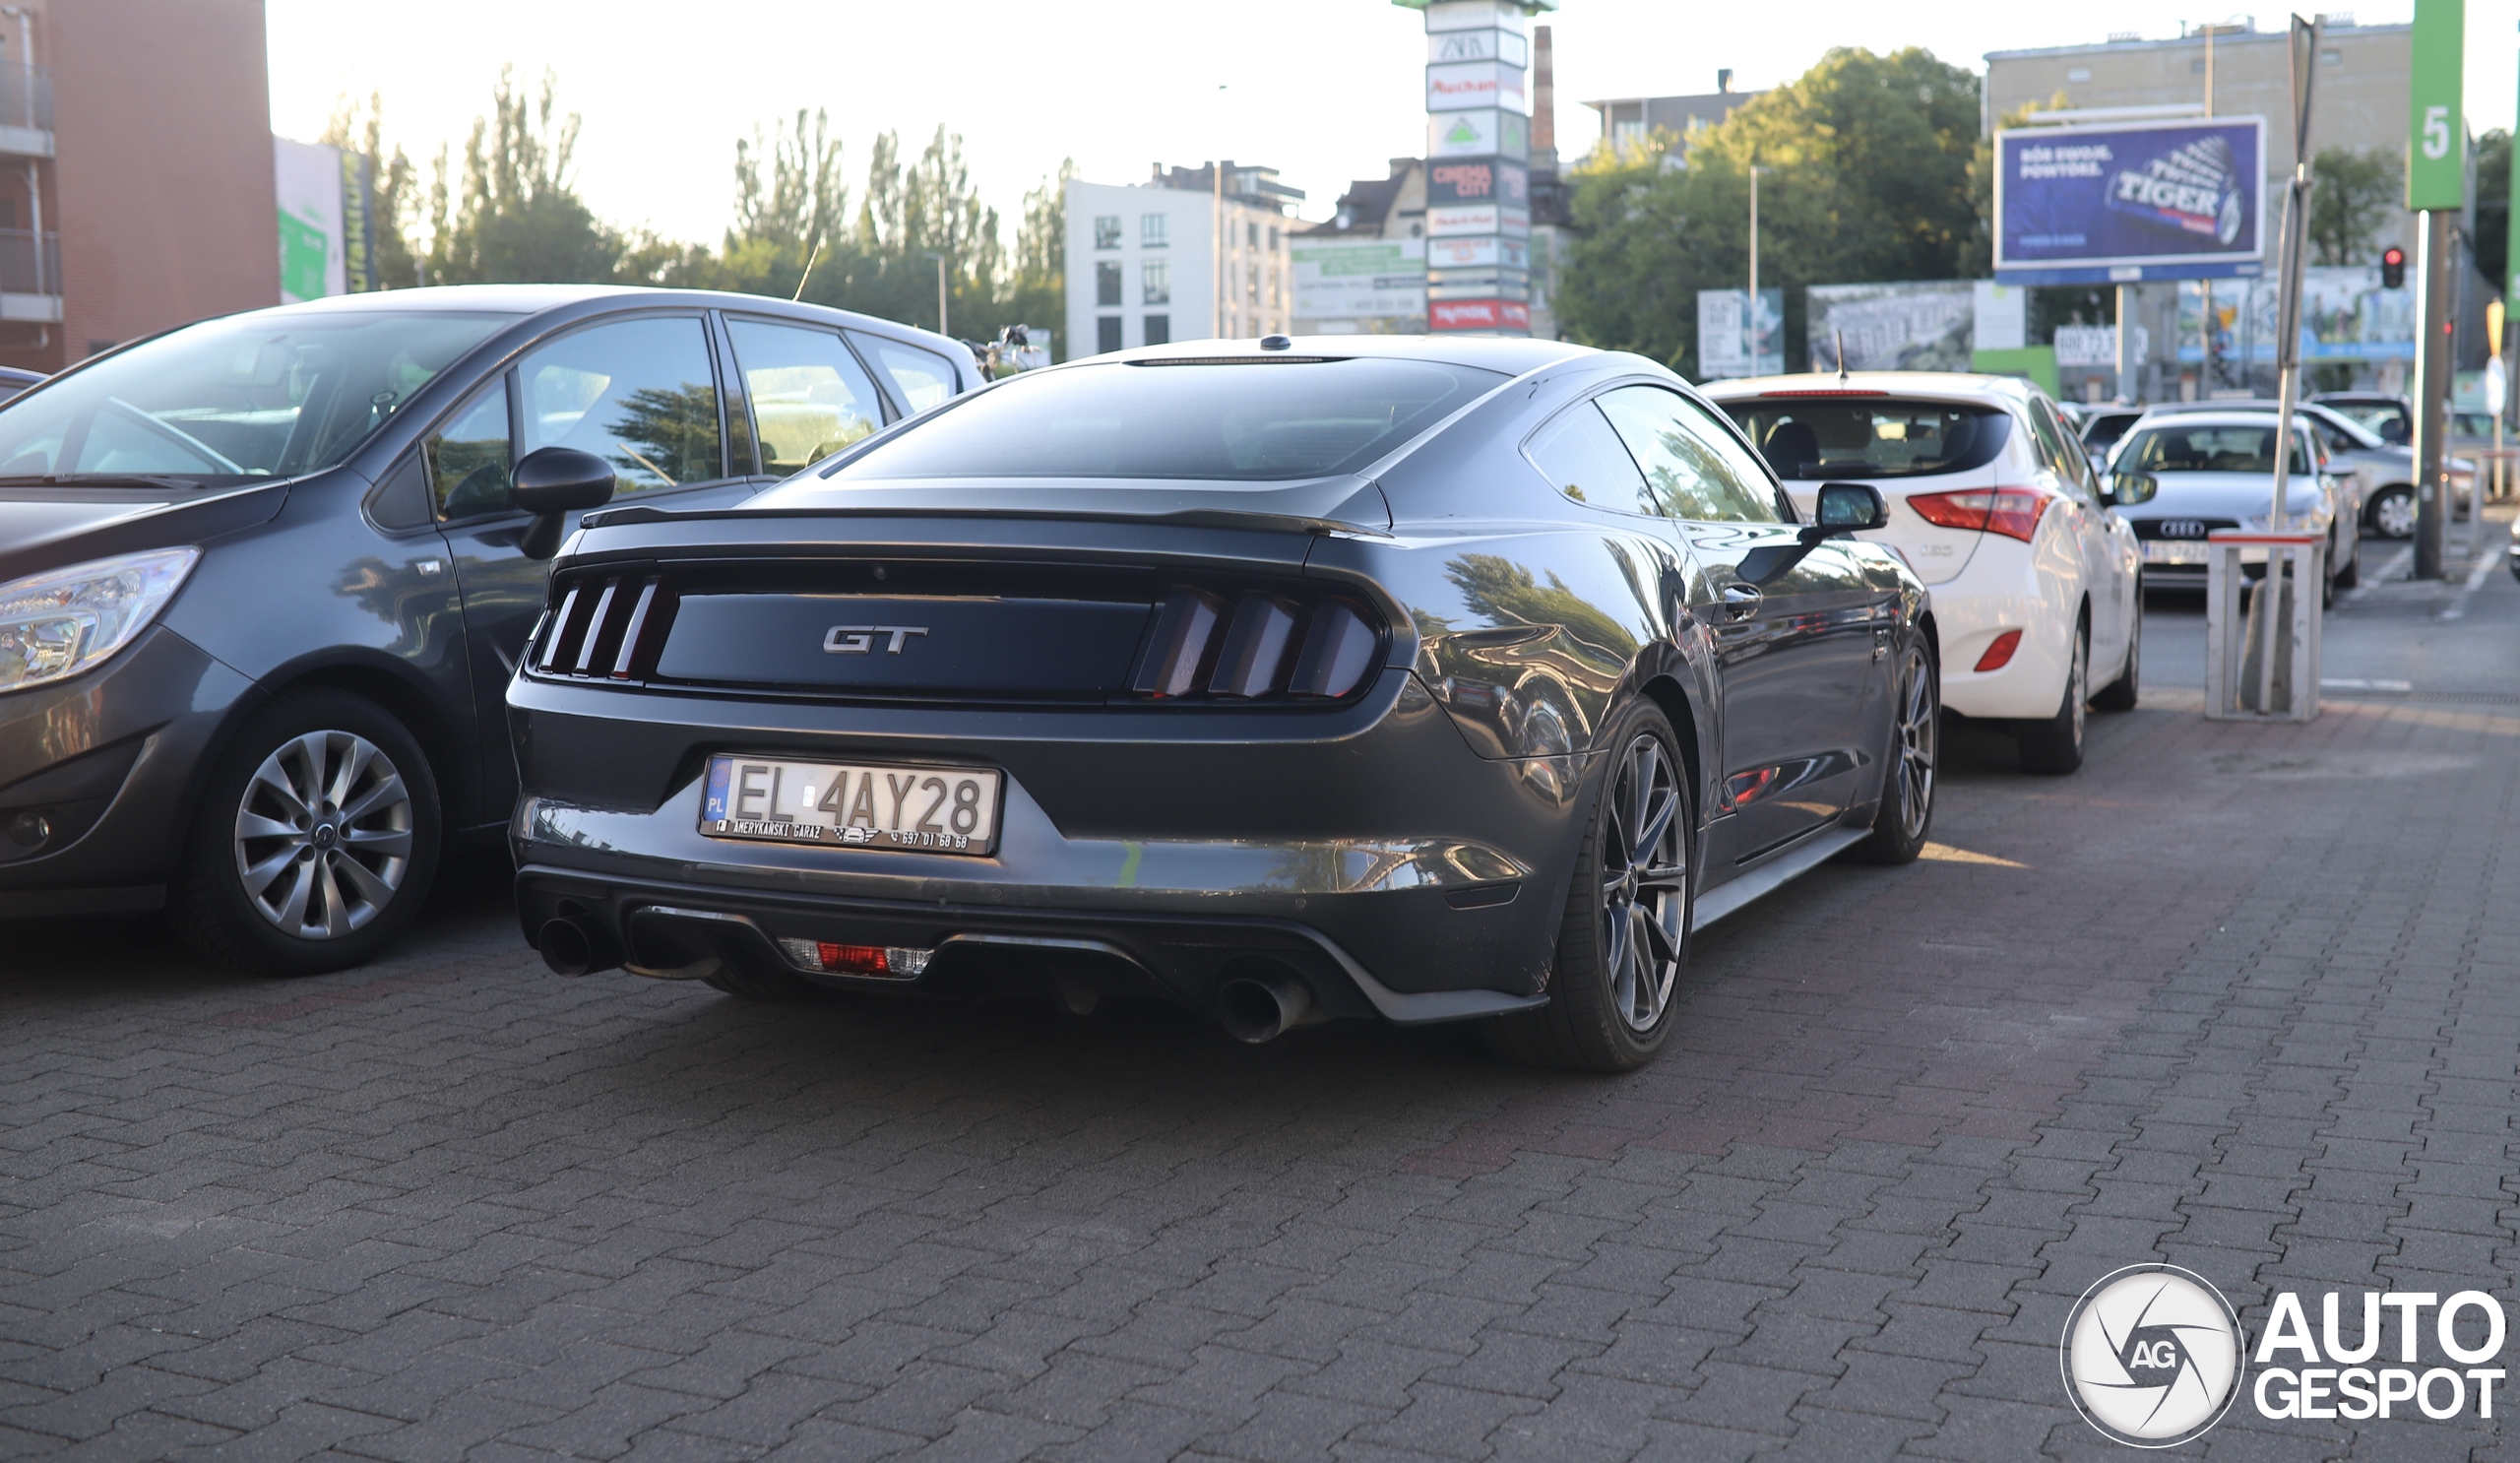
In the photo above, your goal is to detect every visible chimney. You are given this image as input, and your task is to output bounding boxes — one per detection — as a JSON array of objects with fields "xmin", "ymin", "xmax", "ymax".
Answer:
[
  {"xmin": 1717, "ymin": 68, "xmax": 1734, "ymax": 94},
  {"xmin": 1533, "ymin": 26, "xmax": 1557, "ymax": 158}
]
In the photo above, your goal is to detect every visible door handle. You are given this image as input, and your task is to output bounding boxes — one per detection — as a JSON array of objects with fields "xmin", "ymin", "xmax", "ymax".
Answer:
[{"xmin": 1721, "ymin": 583, "xmax": 1763, "ymax": 619}]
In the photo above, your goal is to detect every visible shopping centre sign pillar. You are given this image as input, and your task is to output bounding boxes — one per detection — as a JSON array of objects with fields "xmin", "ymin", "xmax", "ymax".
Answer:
[
  {"xmin": 2409, "ymin": 0, "xmax": 2465, "ymax": 580},
  {"xmin": 1401, "ymin": 0, "xmax": 1554, "ymax": 336}
]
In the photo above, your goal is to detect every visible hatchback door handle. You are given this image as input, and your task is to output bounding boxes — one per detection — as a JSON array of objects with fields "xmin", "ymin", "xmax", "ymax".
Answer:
[{"xmin": 1721, "ymin": 583, "xmax": 1763, "ymax": 619}]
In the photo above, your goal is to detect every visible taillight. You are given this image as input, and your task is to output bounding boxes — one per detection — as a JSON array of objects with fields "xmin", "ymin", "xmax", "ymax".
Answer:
[
  {"xmin": 1905, "ymin": 486, "xmax": 2056, "ymax": 542},
  {"xmin": 533, "ymin": 574, "xmax": 673, "ymax": 679},
  {"xmin": 1974, "ymin": 630, "xmax": 2023, "ymax": 671},
  {"xmin": 1130, "ymin": 589, "xmax": 1381, "ymax": 701}
]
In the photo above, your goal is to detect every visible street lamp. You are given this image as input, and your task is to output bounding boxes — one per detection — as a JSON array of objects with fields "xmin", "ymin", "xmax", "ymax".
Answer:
[{"xmin": 918, "ymin": 250, "xmax": 948, "ymax": 337}]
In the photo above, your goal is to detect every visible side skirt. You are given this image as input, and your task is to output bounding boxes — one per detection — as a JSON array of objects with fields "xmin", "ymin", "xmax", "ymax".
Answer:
[{"xmin": 1689, "ymin": 826, "xmax": 1869, "ymax": 933}]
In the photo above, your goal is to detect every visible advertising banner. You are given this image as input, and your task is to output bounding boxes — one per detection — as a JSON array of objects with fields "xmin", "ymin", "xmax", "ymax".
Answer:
[
  {"xmin": 1426, "ymin": 234, "xmax": 1528, "ymax": 271},
  {"xmin": 2051, "ymin": 324, "xmax": 2150, "ymax": 368},
  {"xmin": 1426, "ymin": 60, "xmax": 1526, "ymax": 112},
  {"xmin": 1429, "ymin": 298, "xmax": 1531, "ymax": 332},
  {"xmin": 1427, "ymin": 266, "xmax": 1529, "ymax": 300},
  {"xmin": 1806, "ymin": 281, "xmax": 1974, "ymax": 373},
  {"xmin": 2175, "ymin": 267, "xmax": 2416, "ymax": 362},
  {"xmin": 1425, "ymin": 159, "xmax": 1528, "ymax": 208},
  {"xmin": 1993, "ymin": 117, "xmax": 2267, "ymax": 285},
  {"xmin": 1292, "ymin": 237, "xmax": 1426, "ymax": 329},
  {"xmin": 1698, "ymin": 288, "xmax": 1785, "ymax": 378},
  {"xmin": 1408, "ymin": 0, "xmax": 1534, "ymax": 32},
  {"xmin": 273, "ymin": 137, "xmax": 347, "ymax": 304},
  {"xmin": 1426, "ymin": 203, "xmax": 1529, "ymax": 238},
  {"xmin": 1428, "ymin": 108, "xmax": 1529, "ymax": 159},
  {"xmin": 1428, "ymin": 28, "xmax": 1528, "ymax": 66}
]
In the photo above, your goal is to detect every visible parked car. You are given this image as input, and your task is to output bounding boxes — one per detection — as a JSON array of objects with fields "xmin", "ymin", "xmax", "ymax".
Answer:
[
  {"xmin": 2312, "ymin": 391, "xmax": 2412, "ymax": 444},
  {"xmin": 507, "ymin": 336, "xmax": 1939, "ymax": 1073},
  {"xmin": 0, "ymin": 365, "xmax": 42, "ymax": 401},
  {"xmin": 0, "ymin": 285, "xmax": 978, "ymax": 973},
  {"xmin": 2124, "ymin": 397, "xmax": 2457, "ymax": 540},
  {"xmin": 2078, "ymin": 405, "xmax": 2146, "ymax": 459},
  {"xmin": 2105, "ymin": 412, "xmax": 2353, "ymax": 602},
  {"xmin": 1705, "ymin": 372, "xmax": 2140, "ymax": 776}
]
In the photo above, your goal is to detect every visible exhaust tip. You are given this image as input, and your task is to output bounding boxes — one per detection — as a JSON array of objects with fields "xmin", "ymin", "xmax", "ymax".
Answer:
[
  {"xmin": 538, "ymin": 918, "xmax": 601, "ymax": 977},
  {"xmin": 1216, "ymin": 969, "xmax": 1315, "ymax": 1045}
]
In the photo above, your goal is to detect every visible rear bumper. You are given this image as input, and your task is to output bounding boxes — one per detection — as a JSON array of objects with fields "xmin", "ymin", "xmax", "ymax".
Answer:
[
  {"xmin": 1915, "ymin": 537, "xmax": 2078, "ymax": 721},
  {"xmin": 506, "ymin": 666, "xmax": 1592, "ymax": 1018}
]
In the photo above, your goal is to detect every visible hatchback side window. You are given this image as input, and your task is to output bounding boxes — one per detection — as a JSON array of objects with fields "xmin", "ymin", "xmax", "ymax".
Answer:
[
  {"xmin": 1596, "ymin": 385, "xmax": 1780, "ymax": 523},
  {"xmin": 1527, "ymin": 401, "xmax": 1649, "ymax": 512},
  {"xmin": 726, "ymin": 319, "xmax": 886, "ymax": 475},
  {"xmin": 2036, "ymin": 401, "xmax": 2098, "ymax": 500},
  {"xmin": 428, "ymin": 378, "xmax": 514, "ymax": 521},
  {"xmin": 519, "ymin": 316, "xmax": 724, "ymax": 496},
  {"xmin": 849, "ymin": 332, "xmax": 958, "ymax": 413}
]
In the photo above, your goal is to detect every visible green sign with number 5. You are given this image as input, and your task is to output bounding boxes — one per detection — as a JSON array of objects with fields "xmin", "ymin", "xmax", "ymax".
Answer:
[{"xmin": 2410, "ymin": 0, "xmax": 2466, "ymax": 209}]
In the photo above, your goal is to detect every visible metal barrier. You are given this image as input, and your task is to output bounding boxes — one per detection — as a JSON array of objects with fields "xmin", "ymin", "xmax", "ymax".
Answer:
[{"xmin": 2204, "ymin": 530, "xmax": 2322, "ymax": 723}]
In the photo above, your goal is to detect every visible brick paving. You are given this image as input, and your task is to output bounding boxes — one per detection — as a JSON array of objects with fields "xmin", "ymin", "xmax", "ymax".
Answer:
[{"xmin": 6, "ymin": 566, "xmax": 2520, "ymax": 1460}]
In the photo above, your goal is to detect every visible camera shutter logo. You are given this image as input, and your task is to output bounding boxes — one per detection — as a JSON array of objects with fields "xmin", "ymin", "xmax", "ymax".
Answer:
[{"xmin": 2061, "ymin": 1265, "xmax": 2244, "ymax": 1447}]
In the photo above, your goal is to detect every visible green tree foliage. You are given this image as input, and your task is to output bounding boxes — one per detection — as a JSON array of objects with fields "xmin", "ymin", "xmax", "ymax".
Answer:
[
  {"xmin": 2476, "ymin": 130, "xmax": 2509, "ymax": 295},
  {"xmin": 319, "ymin": 94, "xmax": 421, "ymax": 288},
  {"xmin": 425, "ymin": 68, "xmax": 622, "ymax": 286},
  {"xmin": 1556, "ymin": 47, "xmax": 1983, "ymax": 375},
  {"xmin": 2307, "ymin": 146, "xmax": 2406, "ymax": 268},
  {"xmin": 1004, "ymin": 159, "xmax": 1075, "ymax": 358}
]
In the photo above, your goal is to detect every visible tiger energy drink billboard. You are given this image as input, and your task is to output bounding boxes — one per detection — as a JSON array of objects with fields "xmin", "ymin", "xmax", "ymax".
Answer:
[{"xmin": 1992, "ymin": 117, "xmax": 2266, "ymax": 286}]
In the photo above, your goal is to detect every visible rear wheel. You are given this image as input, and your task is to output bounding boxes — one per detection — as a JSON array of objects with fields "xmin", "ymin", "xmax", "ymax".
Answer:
[
  {"xmin": 2092, "ymin": 580, "xmax": 2141, "ymax": 712},
  {"xmin": 1483, "ymin": 702, "xmax": 1689, "ymax": 1073},
  {"xmin": 2369, "ymin": 485, "xmax": 2417, "ymax": 540},
  {"xmin": 1850, "ymin": 637, "xmax": 1937, "ymax": 864},
  {"xmin": 172, "ymin": 690, "xmax": 441, "ymax": 977},
  {"xmin": 2016, "ymin": 618, "xmax": 2088, "ymax": 776}
]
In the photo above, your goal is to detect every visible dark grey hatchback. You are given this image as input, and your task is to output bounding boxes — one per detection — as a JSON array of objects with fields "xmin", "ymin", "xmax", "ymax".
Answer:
[{"xmin": 0, "ymin": 284, "xmax": 976, "ymax": 973}]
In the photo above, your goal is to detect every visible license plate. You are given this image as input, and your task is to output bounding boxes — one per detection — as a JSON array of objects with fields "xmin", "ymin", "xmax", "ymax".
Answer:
[
  {"xmin": 701, "ymin": 755, "xmax": 1002, "ymax": 855},
  {"xmin": 2142, "ymin": 541, "xmax": 2210, "ymax": 565}
]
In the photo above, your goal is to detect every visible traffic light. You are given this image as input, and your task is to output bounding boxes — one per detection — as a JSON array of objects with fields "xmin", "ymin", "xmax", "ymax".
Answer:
[{"xmin": 2382, "ymin": 245, "xmax": 2407, "ymax": 289}]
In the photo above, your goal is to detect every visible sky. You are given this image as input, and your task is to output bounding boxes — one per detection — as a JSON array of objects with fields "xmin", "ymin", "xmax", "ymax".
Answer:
[{"xmin": 267, "ymin": 0, "xmax": 2520, "ymax": 251}]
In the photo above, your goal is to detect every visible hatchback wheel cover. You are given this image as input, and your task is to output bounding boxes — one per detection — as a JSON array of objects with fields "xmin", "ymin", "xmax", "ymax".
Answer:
[
  {"xmin": 233, "ymin": 731, "xmax": 413, "ymax": 939},
  {"xmin": 1601, "ymin": 732, "xmax": 1688, "ymax": 1033},
  {"xmin": 2375, "ymin": 490, "xmax": 2418, "ymax": 539}
]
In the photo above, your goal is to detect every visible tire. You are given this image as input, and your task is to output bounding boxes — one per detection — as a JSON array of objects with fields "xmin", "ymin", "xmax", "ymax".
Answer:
[
  {"xmin": 2369, "ymin": 485, "xmax": 2417, "ymax": 540},
  {"xmin": 2334, "ymin": 541, "xmax": 2360, "ymax": 590},
  {"xmin": 703, "ymin": 962, "xmax": 846, "ymax": 1003},
  {"xmin": 1849, "ymin": 634, "xmax": 1938, "ymax": 864},
  {"xmin": 171, "ymin": 689, "xmax": 442, "ymax": 977},
  {"xmin": 2016, "ymin": 616, "xmax": 2089, "ymax": 776},
  {"xmin": 1483, "ymin": 701, "xmax": 1690, "ymax": 1073},
  {"xmin": 2092, "ymin": 580, "xmax": 2141, "ymax": 712}
]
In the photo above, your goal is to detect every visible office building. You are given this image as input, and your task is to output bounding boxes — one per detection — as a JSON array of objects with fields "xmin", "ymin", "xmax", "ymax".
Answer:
[{"xmin": 1065, "ymin": 161, "xmax": 1299, "ymax": 357}]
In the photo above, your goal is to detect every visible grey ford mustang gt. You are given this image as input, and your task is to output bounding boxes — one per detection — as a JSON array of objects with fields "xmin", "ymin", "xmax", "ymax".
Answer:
[{"xmin": 508, "ymin": 335, "xmax": 1940, "ymax": 1071}]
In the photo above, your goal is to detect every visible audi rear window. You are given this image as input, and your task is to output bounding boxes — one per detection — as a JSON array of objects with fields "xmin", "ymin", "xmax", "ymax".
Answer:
[
  {"xmin": 1723, "ymin": 401, "xmax": 2012, "ymax": 479},
  {"xmin": 823, "ymin": 357, "xmax": 1503, "ymax": 482}
]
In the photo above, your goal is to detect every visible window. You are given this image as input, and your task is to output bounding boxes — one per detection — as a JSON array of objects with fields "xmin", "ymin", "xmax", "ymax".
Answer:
[
  {"xmin": 1141, "ymin": 214, "xmax": 1167, "ymax": 248},
  {"xmin": 1095, "ymin": 215, "xmax": 1121, "ymax": 250},
  {"xmin": 848, "ymin": 333, "xmax": 959, "ymax": 414},
  {"xmin": 1142, "ymin": 260, "xmax": 1170, "ymax": 305},
  {"xmin": 2121, "ymin": 424, "xmax": 2312, "ymax": 476},
  {"xmin": 519, "ymin": 315, "xmax": 723, "ymax": 497},
  {"xmin": 1526, "ymin": 402, "xmax": 1649, "ymax": 510},
  {"xmin": 1269, "ymin": 225, "xmax": 1280, "ymax": 250},
  {"xmin": 1247, "ymin": 222, "xmax": 1259, "ymax": 249},
  {"xmin": 1723, "ymin": 401, "xmax": 2012, "ymax": 479},
  {"xmin": 1595, "ymin": 385, "xmax": 1781, "ymax": 523},
  {"xmin": 1247, "ymin": 264, "xmax": 1260, "ymax": 305},
  {"xmin": 1098, "ymin": 316, "xmax": 1124, "ymax": 353},
  {"xmin": 427, "ymin": 378, "xmax": 514, "ymax": 520},
  {"xmin": 827, "ymin": 358, "xmax": 1502, "ymax": 483},
  {"xmin": 1096, "ymin": 261, "xmax": 1122, "ymax": 307},
  {"xmin": 726, "ymin": 318, "xmax": 885, "ymax": 475},
  {"xmin": 1143, "ymin": 315, "xmax": 1170, "ymax": 346}
]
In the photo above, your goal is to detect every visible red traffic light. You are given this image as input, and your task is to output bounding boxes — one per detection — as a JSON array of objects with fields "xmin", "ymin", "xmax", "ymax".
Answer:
[{"xmin": 2382, "ymin": 246, "xmax": 2407, "ymax": 288}]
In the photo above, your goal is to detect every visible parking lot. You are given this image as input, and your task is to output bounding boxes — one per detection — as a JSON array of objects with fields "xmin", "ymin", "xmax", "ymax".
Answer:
[{"xmin": 5, "ymin": 523, "xmax": 2519, "ymax": 1462}]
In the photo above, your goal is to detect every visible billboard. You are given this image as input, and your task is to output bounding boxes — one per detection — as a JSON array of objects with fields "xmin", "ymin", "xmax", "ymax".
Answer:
[
  {"xmin": 1698, "ymin": 288, "xmax": 1784, "ymax": 378},
  {"xmin": 1292, "ymin": 237, "xmax": 1425, "ymax": 331},
  {"xmin": 2175, "ymin": 267, "xmax": 2416, "ymax": 362},
  {"xmin": 274, "ymin": 136, "xmax": 380, "ymax": 303},
  {"xmin": 1428, "ymin": 108, "xmax": 1528, "ymax": 159},
  {"xmin": 1806, "ymin": 282, "xmax": 1973, "ymax": 373},
  {"xmin": 1425, "ymin": 159, "xmax": 1528, "ymax": 208},
  {"xmin": 1992, "ymin": 117, "xmax": 2267, "ymax": 286}
]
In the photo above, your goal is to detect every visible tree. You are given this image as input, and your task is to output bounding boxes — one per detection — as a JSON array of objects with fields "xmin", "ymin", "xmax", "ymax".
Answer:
[
  {"xmin": 1004, "ymin": 159, "xmax": 1074, "ymax": 357},
  {"xmin": 319, "ymin": 94, "xmax": 421, "ymax": 288},
  {"xmin": 2307, "ymin": 146, "xmax": 2405, "ymax": 268},
  {"xmin": 425, "ymin": 68, "xmax": 622, "ymax": 285},
  {"xmin": 2476, "ymin": 130, "xmax": 2509, "ymax": 295}
]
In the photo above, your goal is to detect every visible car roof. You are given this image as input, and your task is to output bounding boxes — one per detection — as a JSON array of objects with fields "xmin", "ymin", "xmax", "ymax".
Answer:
[
  {"xmin": 1697, "ymin": 370, "xmax": 2036, "ymax": 406},
  {"xmin": 2128, "ymin": 411, "xmax": 2316, "ymax": 431},
  {"xmin": 197, "ymin": 284, "xmax": 973, "ymax": 354},
  {"xmin": 1084, "ymin": 333, "xmax": 1598, "ymax": 376}
]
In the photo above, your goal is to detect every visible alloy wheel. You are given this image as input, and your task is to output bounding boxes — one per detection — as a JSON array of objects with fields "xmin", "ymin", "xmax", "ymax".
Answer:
[
  {"xmin": 2067, "ymin": 630, "xmax": 2088, "ymax": 749},
  {"xmin": 1599, "ymin": 732, "xmax": 1688, "ymax": 1033},
  {"xmin": 1893, "ymin": 645, "xmax": 1937, "ymax": 843},
  {"xmin": 232, "ymin": 730, "xmax": 414, "ymax": 940}
]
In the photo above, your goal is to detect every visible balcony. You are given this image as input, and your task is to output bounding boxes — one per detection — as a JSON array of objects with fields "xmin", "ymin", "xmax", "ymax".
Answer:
[
  {"xmin": 0, "ymin": 227, "xmax": 62, "ymax": 320},
  {"xmin": 0, "ymin": 67, "xmax": 52, "ymax": 159}
]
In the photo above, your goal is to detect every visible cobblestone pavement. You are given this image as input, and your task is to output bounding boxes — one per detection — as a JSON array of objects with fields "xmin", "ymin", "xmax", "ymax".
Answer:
[{"xmin": 6, "ymin": 549, "xmax": 2520, "ymax": 1461}]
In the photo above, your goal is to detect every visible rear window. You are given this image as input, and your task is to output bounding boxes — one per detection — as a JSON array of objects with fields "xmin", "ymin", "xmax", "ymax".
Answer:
[
  {"xmin": 825, "ymin": 357, "xmax": 1503, "ymax": 482},
  {"xmin": 2121, "ymin": 424, "xmax": 2311, "ymax": 476},
  {"xmin": 1722, "ymin": 400, "xmax": 2011, "ymax": 479}
]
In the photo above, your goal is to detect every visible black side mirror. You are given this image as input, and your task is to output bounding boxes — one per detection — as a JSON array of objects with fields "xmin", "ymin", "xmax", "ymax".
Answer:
[
  {"xmin": 2106, "ymin": 471, "xmax": 2158, "ymax": 507},
  {"xmin": 513, "ymin": 446, "xmax": 616, "ymax": 560},
  {"xmin": 1802, "ymin": 481, "xmax": 1889, "ymax": 541}
]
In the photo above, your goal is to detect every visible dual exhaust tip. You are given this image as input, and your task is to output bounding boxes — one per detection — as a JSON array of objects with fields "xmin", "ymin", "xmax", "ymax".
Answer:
[{"xmin": 540, "ymin": 913, "xmax": 1323, "ymax": 1045}]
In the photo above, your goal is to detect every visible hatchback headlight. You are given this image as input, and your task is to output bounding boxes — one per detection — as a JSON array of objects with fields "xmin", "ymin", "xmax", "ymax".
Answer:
[{"xmin": 0, "ymin": 547, "xmax": 199, "ymax": 693}]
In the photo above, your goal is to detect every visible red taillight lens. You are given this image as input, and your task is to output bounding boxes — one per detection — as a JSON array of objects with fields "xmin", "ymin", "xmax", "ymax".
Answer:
[
  {"xmin": 777, "ymin": 938, "xmax": 932, "ymax": 978},
  {"xmin": 1905, "ymin": 486, "xmax": 2056, "ymax": 542},
  {"xmin": 1131, "ymin": 590, "xmax": 1379, "ymax": 702},
  {"xmin": 1974, "ymin": 630, "xmax": 2023, "ymax": 672}
]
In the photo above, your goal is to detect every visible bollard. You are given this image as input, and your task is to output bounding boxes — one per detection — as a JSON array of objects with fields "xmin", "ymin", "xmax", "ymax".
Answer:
[{"xmin": 2204, "ymin": 530, "xmax": 2322, "ymax": 723}]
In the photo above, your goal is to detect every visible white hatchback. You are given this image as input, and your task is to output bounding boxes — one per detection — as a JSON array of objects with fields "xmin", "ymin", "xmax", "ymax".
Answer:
[{"xmin": 1705, "ymin": 372, "xmax": 2143, "ymax": 775}]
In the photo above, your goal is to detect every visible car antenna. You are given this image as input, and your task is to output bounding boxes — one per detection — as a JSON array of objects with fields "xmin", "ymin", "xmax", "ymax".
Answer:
[
  {"xmin": 1835, "ymin": 328, "xmax": 1848, "ymax": 382},
  {"xmin": 791, "ymin": 236, "xmax": 824, "ymax": 301}
]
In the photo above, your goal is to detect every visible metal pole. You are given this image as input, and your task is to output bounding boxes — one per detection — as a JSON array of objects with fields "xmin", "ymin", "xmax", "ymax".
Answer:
[
  {"xmin": 1213, "ymin": 162, "xmax": 1224, "ymax": 338},
  {"xmin": 2415, "ymin": 209, "xmax": 2453, "ymax": 578},
  {"xmin": 1746, "ymin": 165, "xmax": 1759, "ymax": 370},
  {"xmin": 2115, "ymin": 284, "xmax": 2135, "ymax": 404},
  {"xmin": 2270, "ymin": 15, "xmax": 2321, "ymax": 536}
]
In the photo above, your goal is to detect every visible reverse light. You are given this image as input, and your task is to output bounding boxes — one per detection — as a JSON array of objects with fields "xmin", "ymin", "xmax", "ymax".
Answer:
[
  {"xmin": 778, "ymin": 938, "xmax": 932, "ymax": 978},
  {"xmin": 1974, "ymin": 630, "xmax": 2024, "ymax": 672},
  {"xmin": 1906, "ymin": 486, "xmax": 2057, "ymax": 543},
  {"xmin": 1130, "ymin": 589, "xmax": 1380, "ymax": 701},
  {"xmin": 0, "ymin": 547, "xmax": 199, "ymax": 694}
]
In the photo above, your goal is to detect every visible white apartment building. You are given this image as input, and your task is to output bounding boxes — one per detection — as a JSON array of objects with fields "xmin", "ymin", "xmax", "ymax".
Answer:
[{"xmin": 1065, "ymin": 162, "xmax": 1297, "ymax": 357}]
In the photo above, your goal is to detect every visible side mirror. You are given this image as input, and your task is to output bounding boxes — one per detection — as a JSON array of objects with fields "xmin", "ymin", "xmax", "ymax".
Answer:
[
  {"xmin": 2107, "ymin": 471, "xmax": 2158, "ymax": 506},
  {"xmin": 513, "ymin": 446, "xmax": 616, "ymax": 560},
  {"xmin": 1804, "ymin": 481, "xmax": 1889, "ymax": 541}
]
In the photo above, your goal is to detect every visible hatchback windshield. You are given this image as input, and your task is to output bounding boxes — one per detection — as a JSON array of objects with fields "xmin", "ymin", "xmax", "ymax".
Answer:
[
  {"xmin": 1721, "ymin": 401, "xmax": 2011, "ymax": 479},
  {"xmin": 2120, "ymin": 423, "xmax": 2311, "ymax": 476},
  {"xmin": 825, "ymin": 357, "xmax": 1504, "ymax": 482},
  {"xmin": 0, "ymin": 309, "xmax": 514, "ymax": 484}
]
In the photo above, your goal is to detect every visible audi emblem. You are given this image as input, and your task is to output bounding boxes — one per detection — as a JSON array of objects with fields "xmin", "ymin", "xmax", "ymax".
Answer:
[{"xmin": 2156, "ymin": 520, "xmax": 2209, "ymax": 540}]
